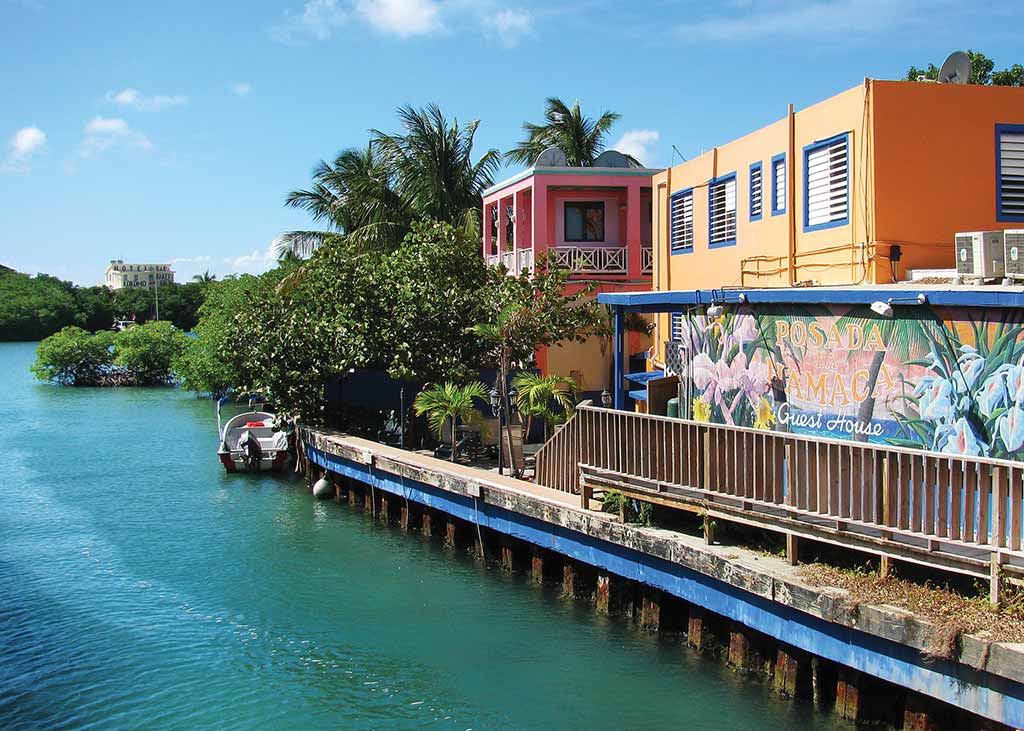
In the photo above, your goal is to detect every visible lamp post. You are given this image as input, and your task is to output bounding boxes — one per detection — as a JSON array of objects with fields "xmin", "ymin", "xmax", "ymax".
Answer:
[
  {"xmin": 399, "ymin": 385, "xmax": 406, "ymax": 450},
  {"xmin": 490, "ymin": 385, "xmax": 503, "ymax": 475}
]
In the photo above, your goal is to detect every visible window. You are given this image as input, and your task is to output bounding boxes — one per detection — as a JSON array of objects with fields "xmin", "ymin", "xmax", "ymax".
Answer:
[
  {"xmin": 749, "ymin": 162, "xmax": 763, "ymax": 221},
  {"xmin": 771, "ymin": 154, "xmax": 786, "ymax": 215},
  {"xmin": 998, "ymin": 124, "xmax": 1024, "ymax": 221},
  {"xmin": 708, "ymin": 174, "xmax": 737, "ymax": 248},
  {"xmin": 804, "ymin": 133, "xmax": 850, "ymax": 231},
  {"xmin": 564, "ymin": 201, "xmax": 605, "ymax": 242},
  {"xmin": 669, "ymin": 313, "xmax": 685, "ymax": 342},
  {"xmin": 670, "ymin": 189, "xmax": 694, "ymax": 253}
]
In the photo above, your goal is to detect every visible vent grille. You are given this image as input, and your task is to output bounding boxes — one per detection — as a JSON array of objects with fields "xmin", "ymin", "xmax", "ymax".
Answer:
[
  {"xmin": 1006, "ymin": 231, "xmax": 1024, "ymax": 276},
  {"xmin": 1001, "ymin": 130, "xmax": 1024, "ymax": 218}
]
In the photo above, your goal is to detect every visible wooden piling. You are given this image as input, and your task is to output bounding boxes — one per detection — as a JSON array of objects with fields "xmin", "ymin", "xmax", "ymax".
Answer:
[
  {"xmin": 687, "ymin": 606, "xmax": 711, "ymax": 652},
  {"xmin": 835, "ymin": 668, "xmax": 862, "ymax": 722},
  {"xmin": 640, "ymin": 590, "xmax": 661, "ymax": 631},
  {"xmin": 727, "ymin": 623, "xmax": 764, "ymax": 674},
  {"xmin": 903, "ymin": 693, "xmax": 942, "ymax": 731},
  {"xmin": 595, "ymin": 574, "xmax": 610, "ymax": 614},
  {"xmin": 772, "ymin": 645, "xmax": 808, "ymax": 697},
  {"xmin": 500, "ymin": 539, "xmax": 517, "ymax": 573},
  {"xmin": 421, "ymin": 509, "xmax": 434, "ymax": 538},
  {"xmin": 530, "ymin": 547, "xmax": 546, "ymax": 584}
]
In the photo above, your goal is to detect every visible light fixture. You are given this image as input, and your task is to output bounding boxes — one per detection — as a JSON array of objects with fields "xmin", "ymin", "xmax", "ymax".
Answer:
[
  {"xmin": 870, "ymin": 301, "xmax": 894, "ymax": 318},
  {"xmin": 601, "ymin": 389, "xmax": 612, "ymax": 408},
  {"xmin": 870, "ymin": 293, "xmax": 927, "ymax": 318},
  {"xmin": 706, "ymin": 304, "xmax": 724, "ymax": 318}
]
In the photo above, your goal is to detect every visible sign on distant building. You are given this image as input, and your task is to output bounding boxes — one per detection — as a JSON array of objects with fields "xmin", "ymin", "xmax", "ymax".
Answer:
[{"xmin": 104, "ymin": 260, "xmax": 174, "ymax": 290}]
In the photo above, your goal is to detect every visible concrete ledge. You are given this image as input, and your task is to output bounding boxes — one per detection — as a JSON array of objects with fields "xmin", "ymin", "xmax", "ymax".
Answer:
[{"xmin": 302, "ymin": 428, "xmax": 1024, "ymax": 727}]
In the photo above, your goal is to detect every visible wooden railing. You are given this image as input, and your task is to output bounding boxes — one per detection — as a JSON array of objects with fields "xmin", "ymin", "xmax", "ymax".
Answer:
[
  {"xmin": 535, "ymin": 402, "xmax": 1024, "ymax": 595},
  {"xmin": 641, "ymin": 246, "xmax": 653, "ymax": 274},
  {"xmin": 550, "ymin": 245, "xmax": 627, "ymax": 274}
]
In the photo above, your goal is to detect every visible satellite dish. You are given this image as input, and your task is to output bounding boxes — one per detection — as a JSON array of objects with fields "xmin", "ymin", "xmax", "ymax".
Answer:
[
  {"xmin": 938, "ymin": 51, "xmax": 971, "ymax": 84},
  {"xmin": 593, "ymin": 150, "xmax": 634, "ymax": 168},
  {"xmin": 534, "ymin": 146, "xmax": 567, "ymax": 167}
]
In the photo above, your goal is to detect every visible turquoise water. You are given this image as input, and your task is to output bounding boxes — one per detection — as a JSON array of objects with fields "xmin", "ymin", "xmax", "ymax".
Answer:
[{"xmin": 0, "ymin": 342, "xmax": 842, "ymax": 730}]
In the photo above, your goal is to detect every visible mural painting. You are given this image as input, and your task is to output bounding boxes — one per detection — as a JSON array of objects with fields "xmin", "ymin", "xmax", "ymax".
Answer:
[{"xmin": 674, "ymin": 304, "xmax": 1024, "ymax": 459}]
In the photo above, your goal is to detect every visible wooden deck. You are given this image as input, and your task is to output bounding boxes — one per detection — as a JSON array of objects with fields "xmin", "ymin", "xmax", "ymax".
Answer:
[{"xmin": 536, "ymin": 402, "xmax": 1024, "ymax": 601}]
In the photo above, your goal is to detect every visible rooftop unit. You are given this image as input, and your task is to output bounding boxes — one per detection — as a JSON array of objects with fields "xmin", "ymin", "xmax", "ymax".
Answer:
[{"xmin": 955, "ymin": 231, "xmax": 1005, "ymax": 283}]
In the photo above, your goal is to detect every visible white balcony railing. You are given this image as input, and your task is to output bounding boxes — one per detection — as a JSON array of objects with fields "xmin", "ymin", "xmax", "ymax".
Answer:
[
  {"xmin": 485, "ymin": 254, "xmax": 500, "ymax": 267},
  {"xmin": 641, "ymin": 246, "xmax": 653, "ymax": 274},
  {"xmin": 550, "ymin": 245, "xmax": 626, "ymax": 274},
  {"xmin": 486, "ymin": 250, "xmax": 534, "ymax": 275}
]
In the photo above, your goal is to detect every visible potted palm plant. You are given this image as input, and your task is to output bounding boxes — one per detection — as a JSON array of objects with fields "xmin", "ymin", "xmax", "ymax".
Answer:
[
  {"xmin": 512, "ymin": 372, "xmax": 578, "ymax": 442},
  {"xmin": 413, "ymin": 382, "xmax": 488, "ymax": 461}
]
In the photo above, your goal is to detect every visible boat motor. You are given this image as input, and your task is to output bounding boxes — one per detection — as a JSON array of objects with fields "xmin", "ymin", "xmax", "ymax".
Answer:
[{"xmin": 239, "ymin": 429, "xmax": 263, "ymax": 467}]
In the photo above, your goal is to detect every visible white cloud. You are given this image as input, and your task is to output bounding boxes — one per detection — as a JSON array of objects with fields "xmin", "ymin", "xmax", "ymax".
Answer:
[
  {"xmin": 232, "ymin": 82, "xmax": 253, "ymax": 96},
  {"xmin": 357, "ymin": 0, "xmax": 442, "ymax": 37},
  {"xmin": 80, "ymin": 116, "xmax": 152, "ymax": 159},
  {"xmin": 3, "ymin": 125, "xmax": 46, "ymax": 172},
  {"xmin": 676, "ymin": 0, "xmax": 925, "ymax": 42},
  {"xmin": 171, "ymin": 255, "xmax": 213, "ymax": 265},
  {"xmin": 613, "ymin": 129, "xmax": 660, "ymax": 167},
  {"xmin": 486, "ymin": 8, "xmax": 531, "ymax": 46},
  {"xmin": 223, "ymin": 240, "xmax": 280, "ymax": 274},
  {"xmin": 271, "ymin": 0, "xmax": 349, "ymax": 43},
  {"xmin": 108, "ymin": 88, "xmax": 188, "ymax": 111}
]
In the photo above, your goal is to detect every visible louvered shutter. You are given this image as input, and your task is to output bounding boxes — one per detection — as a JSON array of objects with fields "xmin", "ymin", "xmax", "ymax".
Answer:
[
  {"xmin": 1001, "ymin": 129, "xmax": 1024, "ymax": 218},
  {"xmin": 709, "ymin": 176, "xmax": 737, "ymax": 245},
  {"xmin": 670, "ymin": 313, "xmax": 684, "ymax": 341},
  {"xmin": 806, "ymin": 135, "xmax": 849, "ymax": 228},
  {"xmin": 670, "ymin": 191, "xmax": 694, "ymax": 251},
  {"xmin": 750, "ymin": 165, "xmax": 762, "ymax": 219},
  {"xmin": 773, "ymin": 158, "xmax": 786, "ymax": 212}
]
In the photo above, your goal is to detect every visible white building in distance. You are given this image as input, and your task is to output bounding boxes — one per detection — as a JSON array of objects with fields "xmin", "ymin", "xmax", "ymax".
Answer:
[{"xmin": 105, "ymin": 260, "xmax": 175, "ymax": 290}]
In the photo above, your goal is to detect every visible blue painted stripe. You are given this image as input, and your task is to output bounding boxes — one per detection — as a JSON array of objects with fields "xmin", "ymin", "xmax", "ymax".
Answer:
[
  {"xmin": 598, "ymin": 287, "xmax": 1024, "ymax": 310},
  {"xmin": 307, "ymin": 444, "xmax": 1024, "ymax": 727}
]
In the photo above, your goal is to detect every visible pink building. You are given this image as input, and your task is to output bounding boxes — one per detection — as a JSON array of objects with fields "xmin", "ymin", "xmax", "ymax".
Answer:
[{"xmin": 482, "ymin": 155, "xmax": 660, "ymax": 392}]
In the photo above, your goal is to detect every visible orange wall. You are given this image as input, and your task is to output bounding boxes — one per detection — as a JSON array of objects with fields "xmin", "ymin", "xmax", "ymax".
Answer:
[{"xmin": 872, "ymin": 80, "xmax": 1024, "ymax": 278}]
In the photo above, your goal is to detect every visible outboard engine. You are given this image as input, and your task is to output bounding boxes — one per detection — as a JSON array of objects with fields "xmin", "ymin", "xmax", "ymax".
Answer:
[{"xmin": 239, "ymin": 429, "xmax": 263, "ymax": 467}]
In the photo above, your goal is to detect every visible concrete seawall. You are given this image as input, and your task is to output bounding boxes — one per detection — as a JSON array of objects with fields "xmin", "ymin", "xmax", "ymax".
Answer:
[{"xmin": 302, "ymin": 427, "xmax": 1024, "ymax": 729}]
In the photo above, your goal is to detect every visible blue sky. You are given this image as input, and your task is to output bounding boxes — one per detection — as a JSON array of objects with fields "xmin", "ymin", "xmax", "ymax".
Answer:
[{"xmin": 2, "ymin": 0, "xmax": 1021, "ymax": 285}]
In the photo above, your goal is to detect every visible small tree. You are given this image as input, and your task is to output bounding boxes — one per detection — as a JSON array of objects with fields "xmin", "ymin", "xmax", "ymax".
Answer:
[
  {"xmin": 512, "ymin": 371, "xmax": 578, "ymax": 442},
  {"xmin": 413, "ymin": 381, "xmax": 488, "ymax": 461},
  {"xmin": 32, "ymin": 326, "xmax": 115, "ymax": 385},
  {"xmin": 471, "ymin": 257, "xmax": 609, "ymax": 470},
  {"xmin": 906, "ymin": 51, "xmax": 1023, "ymax": 86},
  {"xmin": 114, "ymin": 320, "xmax": 189, "ymax": 385}
]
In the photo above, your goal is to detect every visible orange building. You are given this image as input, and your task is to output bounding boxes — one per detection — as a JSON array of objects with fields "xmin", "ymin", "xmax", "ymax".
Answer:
[{"xmin": 650, "ymin": 79, "xmax": 1024, "ymax": 365}]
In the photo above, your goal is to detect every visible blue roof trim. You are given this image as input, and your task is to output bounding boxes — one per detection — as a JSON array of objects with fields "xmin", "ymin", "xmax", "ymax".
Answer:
[
  {"xmin": 997, "ymin": 123, "xmax": 1024, "ymax": 223},
  {"xmin": 598, "ymin": 287, "xmax": 1024, "ymax": 311}
]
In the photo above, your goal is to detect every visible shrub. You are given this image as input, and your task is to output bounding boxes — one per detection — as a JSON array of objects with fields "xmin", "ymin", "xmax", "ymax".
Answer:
[{"xmin": 32, "ymin": 327, "xmax": 115, "ymax": 385}]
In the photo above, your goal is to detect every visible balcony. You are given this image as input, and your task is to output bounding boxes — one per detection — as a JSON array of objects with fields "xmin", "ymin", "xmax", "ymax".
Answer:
[
  {"xmin": 550, "ymin": 245, "xmax": 627, "ymax": 275},
  {"xmin": 642, "ymin": 246, "xmax": 653, "ymax": 274},
  {"xmin": 486, "ymin": 249, "xmax": 533, "ymax": 274}
]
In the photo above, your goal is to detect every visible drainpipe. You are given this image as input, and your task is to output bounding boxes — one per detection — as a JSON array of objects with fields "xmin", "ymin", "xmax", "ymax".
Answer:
[{"xmin": 787, "ymin": 103, "xmax": 797, "ymax": 286}]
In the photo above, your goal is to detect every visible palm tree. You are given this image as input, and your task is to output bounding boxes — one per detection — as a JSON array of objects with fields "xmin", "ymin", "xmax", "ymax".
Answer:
[
  {"xmin": 277, "ymin": 105, "xmax": 500, "ymax": 259},
  {"xmin": 192, "ymin": 270, "xmax": 216, "ymax": 284},
  {"xmin": 413, "ymin": 381, "xmax": 489, "ymax": 461},
  {"xmin": 506, "ymin": 97, "xmax": 627, "ymax": 167},
  {"xmin": 512, "ymin": 371, "xmax": 578, "ymax": 442}
]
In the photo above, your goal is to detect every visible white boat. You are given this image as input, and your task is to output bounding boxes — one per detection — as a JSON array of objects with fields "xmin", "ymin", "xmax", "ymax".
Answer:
[{"xmin": 217, "ymin": 397, "xmax": 291, "ymax": 473}]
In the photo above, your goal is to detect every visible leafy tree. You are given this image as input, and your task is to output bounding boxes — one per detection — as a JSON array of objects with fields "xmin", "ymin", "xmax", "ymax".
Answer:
[
  {"xmin": 906, "ymin": 50, "xmax": 1024, "ymax": 86},
  {"xmin": 192, "ymin": 270, "xmax": 217, "ymax": 284},
  {"xmin": 512, "ymin": 371, "xmax": 578, "ymax": 442},
  {"xmin": 470, "ymin": 257, "xmax": 609, "ymax": 467},
  {"xmin": 32, "ymin": 326, "xmax": 115, "ymax": 385},
  {"xmin": 413, "ymin": 381, "xmax": 488, "ymax": 461},
  {"xmin": 0, "ymin": 271, "xmax": 80, "ymax": 340},
  {"xmin": 279, "ymin": 105, "xmax": 499, "ymax": 258},
  {"xmin": 506, "ymin": 97, "xmax": 630, "ymax": 167},
  {"xmin": 113, "ymin": 320, "xmax": 189, "ymax": 385}
]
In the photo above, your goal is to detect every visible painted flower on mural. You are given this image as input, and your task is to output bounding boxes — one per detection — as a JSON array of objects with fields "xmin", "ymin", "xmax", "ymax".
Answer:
[
  {"xmin": 680, "ymin": 307, "xmax": 775, "ymax": 429},
  {"xmin": 753, "ymin": 397, "xmax": 776, "ymax": 431},
  {"xmin": 890, "ymin": 315, "xmax": 1024, "ymax": 459}
]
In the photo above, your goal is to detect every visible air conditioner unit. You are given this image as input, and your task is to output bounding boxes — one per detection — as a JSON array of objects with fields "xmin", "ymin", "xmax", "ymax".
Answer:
[
  {"xmin": 955, "ymin": 231, "xmax": 1005, "ymax": 281},
  {"xmin": 1004, "ymin": 230, "xmax": 1024, "ymax": 280}
]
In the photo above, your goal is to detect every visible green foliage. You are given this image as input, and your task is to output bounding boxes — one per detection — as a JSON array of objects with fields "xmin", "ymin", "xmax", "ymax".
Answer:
[
  {"xmin": 280, "ymin": 105, "xmax": 500, "ymax": 258},
  {"xmin": 506, "ymin": 97, "xmax": 630, "ymax": 167},
  {"xmin": 32, "ymin": 326, "xmax": 115, "ymax": 385},
  {"xmin": 906, "ymin": 50, "xmax": 1023, "ymax": 86},
  {"xmin": 0, "ymin": 267, "xmax": 207, "ymax": 341},
  {"xmin": 512, "ymin": 371, "xmax": 578, "ymax": 441},
  {"xmin": 413, "ymin": 381, "xmax": 488, "ymax": 460},
  {"xmin": 113, "ymin": 321, "xmax": 189, "ymax": 385},
  {"xmin": 599, "ymin": 490, "xmax": 653, "ymax": 526}
]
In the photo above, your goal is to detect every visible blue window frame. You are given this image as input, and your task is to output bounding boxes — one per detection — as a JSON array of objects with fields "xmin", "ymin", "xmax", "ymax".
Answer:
[
  {"xmin": 708, "ymin": 172, "xmax": 737, "ymax": 249},
  {"xmin": 770, "ymin": 153, "xmax": 786, "ymax": 216},
  {"xmin": 803, "ymin": 132, "xmax": 850, "ymax": 232},
  {"xmin": 998, "ymin": 123, "xmax": 1024, "ymax": 222},
  {"xmin": 670, "ymin": 188, "xmax": 694, "ymax": 254},
  {"xmin": 749, "ymin": 161, "xmax": 763, "ymax": 221},
  {"xmin": 669, "ymin": 313, "xmax": 684, "ymax": 341}
]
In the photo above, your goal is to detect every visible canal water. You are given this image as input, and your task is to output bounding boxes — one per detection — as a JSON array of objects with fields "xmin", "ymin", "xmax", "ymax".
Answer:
[{"xmin": 0, "ymin": 342, "xmax": 843, "ymax": 730}]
